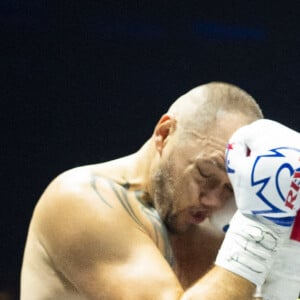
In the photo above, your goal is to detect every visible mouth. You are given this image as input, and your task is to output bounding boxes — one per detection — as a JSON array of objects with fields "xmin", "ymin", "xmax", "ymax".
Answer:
[{"xmin": 189, "ymin": 210, "xmax": 209, "ymax": 225}]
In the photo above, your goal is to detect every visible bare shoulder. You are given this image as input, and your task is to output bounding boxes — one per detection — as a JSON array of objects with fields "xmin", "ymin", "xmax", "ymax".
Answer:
[
  {"xmin": 31, "ymin": 164, "xmax": 175, "ymax": 266},
  {"xmin": 32, "ymin": 166, "xmax": 143, "ymax": 250},
  {"xmin": 25, "ymin": 166, "xmax": 183, "ymax": 299}
]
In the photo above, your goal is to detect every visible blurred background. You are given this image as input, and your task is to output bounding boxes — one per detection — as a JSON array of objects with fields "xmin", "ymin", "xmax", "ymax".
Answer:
[{"xmin": 1, "ymin": 1, "xmax": 299, "ymax": 298}]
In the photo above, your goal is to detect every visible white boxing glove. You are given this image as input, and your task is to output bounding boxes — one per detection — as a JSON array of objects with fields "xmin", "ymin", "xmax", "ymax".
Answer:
[
  {"xmin": 226, "ymin": 119, "xmax": 300, "ymax": 222},
  {"xmin": 216, "ymin": 119, "xmax": 300, "ymax": 286}
]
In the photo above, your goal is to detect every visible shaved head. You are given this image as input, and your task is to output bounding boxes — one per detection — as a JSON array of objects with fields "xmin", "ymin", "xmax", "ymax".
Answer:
[{"xmin": 167, "ymin": 82, "xmax": 263, "ymax": 135}]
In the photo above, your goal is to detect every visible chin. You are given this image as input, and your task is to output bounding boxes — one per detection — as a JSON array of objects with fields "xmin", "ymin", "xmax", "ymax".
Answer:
[{"xmin": 165, "ymin": 216, "xmax": 191, "ymax": 235}]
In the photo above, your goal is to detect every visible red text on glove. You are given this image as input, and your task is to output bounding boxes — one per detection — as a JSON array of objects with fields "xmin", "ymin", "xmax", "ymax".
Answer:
[{"xmin": 285, "ymin": 170, "xmax": 300, "ymax": 209}]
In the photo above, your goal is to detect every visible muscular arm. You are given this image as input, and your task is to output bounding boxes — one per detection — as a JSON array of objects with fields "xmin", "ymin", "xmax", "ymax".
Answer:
[
  {"xmin": 32, "ymin": 170, "xmax": 255, "ymax": 300},
  {"xmin": 171, "ymin": 224, "xmax": 255, "ymax": 300},
  {"xmin": 183, "ymin": 266, "xmax": 255, "ymax": 300}
]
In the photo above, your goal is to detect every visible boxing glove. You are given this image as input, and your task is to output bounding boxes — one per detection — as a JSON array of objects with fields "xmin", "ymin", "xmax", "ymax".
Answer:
[{"xmin": 216, "ymin": 119, "xmax": 300, "ymax": 286}]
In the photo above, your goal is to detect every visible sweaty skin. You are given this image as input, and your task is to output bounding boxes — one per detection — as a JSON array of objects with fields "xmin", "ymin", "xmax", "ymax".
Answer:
[{"xmin": 21, "ymin": 84, "xmax": 260, "ymax": 299}]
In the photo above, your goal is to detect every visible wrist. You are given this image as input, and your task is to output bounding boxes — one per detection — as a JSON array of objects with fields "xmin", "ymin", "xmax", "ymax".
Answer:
[{"xmin": 215, "ymin": 210, "xmax": 289, "ymax": 286}]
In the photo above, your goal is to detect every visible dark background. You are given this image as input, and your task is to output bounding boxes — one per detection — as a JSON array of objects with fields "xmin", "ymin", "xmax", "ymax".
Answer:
[{"xmin": 1, "ymin": 1, "xmax": 299, "ymax": 297}]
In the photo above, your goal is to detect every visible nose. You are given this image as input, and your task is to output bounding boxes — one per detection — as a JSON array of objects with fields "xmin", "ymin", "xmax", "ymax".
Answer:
[{"xmin": 200, "ymin": 187, "xmax": 225, "ymax": 210}]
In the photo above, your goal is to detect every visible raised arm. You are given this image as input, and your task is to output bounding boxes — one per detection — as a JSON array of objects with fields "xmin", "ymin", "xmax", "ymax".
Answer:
[{"xmin": 184, "ymin": 119, "xmax": 300, "ymax": 300}]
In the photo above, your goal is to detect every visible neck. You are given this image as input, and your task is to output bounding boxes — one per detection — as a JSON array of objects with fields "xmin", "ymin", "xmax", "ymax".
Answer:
[
  {"xmin": 125, "ymin": 139, "xmax": 155, "ymax": 192},
  {"xmin": 115, "ymin": 139, "xmax": 156, "ymax": 206},
  {"xmin": 93, "ymin": 138, "xmax": 156, "ymax": 202}
]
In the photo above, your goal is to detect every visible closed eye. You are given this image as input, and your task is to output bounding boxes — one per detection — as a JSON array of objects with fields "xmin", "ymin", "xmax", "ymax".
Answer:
[{"xmin": 197, "ymin": 166, "xmax": 212, "ymax": 178}]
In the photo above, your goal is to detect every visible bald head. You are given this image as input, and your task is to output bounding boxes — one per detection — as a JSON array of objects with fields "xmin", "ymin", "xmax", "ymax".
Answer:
[{"xmin": 167, "ymin": 82, "xmax": 263, "ymax": 134}]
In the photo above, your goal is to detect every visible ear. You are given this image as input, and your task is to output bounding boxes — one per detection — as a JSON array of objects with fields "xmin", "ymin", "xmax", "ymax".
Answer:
[{"xmin": 153, "ymin": 114, "xmax": 176, "ymax": 155}]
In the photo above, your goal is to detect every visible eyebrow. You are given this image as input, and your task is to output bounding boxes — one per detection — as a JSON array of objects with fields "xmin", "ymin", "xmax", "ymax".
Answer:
[{"xmin": 201, "ymin": 159, "xmax": 227, "ymax": 172}]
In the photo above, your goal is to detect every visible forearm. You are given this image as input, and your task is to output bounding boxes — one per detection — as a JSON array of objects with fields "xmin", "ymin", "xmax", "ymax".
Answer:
[{"xmin": 181, "ymin": 266, "xmax": 255, "ymax": 300}]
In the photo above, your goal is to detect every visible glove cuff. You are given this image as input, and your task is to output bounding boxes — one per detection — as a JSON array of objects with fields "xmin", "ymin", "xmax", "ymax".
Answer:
[{"xmin": 215, "ymin": 210, "xmax": 288, "ymax": 286}]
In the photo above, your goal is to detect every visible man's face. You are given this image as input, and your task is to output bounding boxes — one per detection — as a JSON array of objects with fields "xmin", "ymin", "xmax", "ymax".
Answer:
[{"xmin": 151, "ymin": 114, "xmax": 248, "ymax": 234}]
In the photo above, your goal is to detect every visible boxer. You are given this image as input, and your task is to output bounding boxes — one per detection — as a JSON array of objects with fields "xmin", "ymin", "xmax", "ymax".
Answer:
[{"xmin": 21, "ymin": 83, "xmax": 299, "ymax": 299}]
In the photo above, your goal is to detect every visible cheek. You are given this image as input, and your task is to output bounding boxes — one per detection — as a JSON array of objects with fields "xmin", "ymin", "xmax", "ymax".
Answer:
[
  {"xmin": 167, "ymin": 154, "xmax": 200, "ymax": 208},
  {"xmin": 175, "ymin": 175, "xmax": 201, "ymax": 209}
]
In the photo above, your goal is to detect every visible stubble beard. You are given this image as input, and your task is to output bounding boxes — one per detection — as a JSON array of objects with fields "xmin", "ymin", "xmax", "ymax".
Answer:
[{"xmin": 152, "ymin": 167, "xmax": 187, "ymax": 234}]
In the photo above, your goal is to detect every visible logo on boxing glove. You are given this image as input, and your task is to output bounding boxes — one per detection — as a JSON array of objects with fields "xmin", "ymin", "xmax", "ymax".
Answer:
[{"xmin": 251, "ymin": 147, "xmax": 300, "ymax": 226}]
